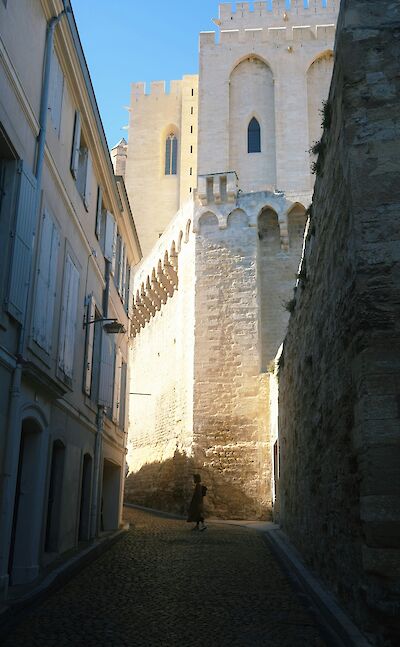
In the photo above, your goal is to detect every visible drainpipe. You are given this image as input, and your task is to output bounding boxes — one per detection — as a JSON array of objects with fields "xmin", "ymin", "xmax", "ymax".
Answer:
[
  {"xmin": 0, "ymin": 8, "xmax": 68, "ymax": 598},
  {"xmin": 90, "ymin": 260, "xmax": 111, "ymax": 538}
]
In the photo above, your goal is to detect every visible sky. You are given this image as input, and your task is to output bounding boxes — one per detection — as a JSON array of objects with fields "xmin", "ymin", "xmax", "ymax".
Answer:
[{"xmin": 71, "ymin": 0, "xmax": 224, "ymax": 147}]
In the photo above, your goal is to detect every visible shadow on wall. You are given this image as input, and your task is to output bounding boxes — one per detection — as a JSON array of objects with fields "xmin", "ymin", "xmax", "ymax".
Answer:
[{"xmin": 124, "ymin": 450, "xmax": 264, "ymax": 520}]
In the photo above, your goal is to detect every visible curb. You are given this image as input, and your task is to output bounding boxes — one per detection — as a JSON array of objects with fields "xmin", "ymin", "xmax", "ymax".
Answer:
[
  {"xmin": 0, "ymin": 527, "xmax": 128, "ymax": 635},
  {"xmin": 262, "ymin": 527, "xmax": 373, "ymax": 647}
]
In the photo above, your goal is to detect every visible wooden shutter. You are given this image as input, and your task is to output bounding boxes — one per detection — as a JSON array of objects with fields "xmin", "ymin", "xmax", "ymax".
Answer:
[
  {"xmin": 127, "ymin": 266, "xmax": 134, "ymax": 317},
  {"xmin": 83, "ymin": 295, "xmax": 95, "ymax": 395},
  {"xmin": 49, "ymin": 50, "xmax": 64, "ymax": 134},
  {"xmin": 104, "ymin": 211, "xmax": 115, "ymax": 262},
  {"xmin": 83, "ymin": 150, "xmax": 92, "ymax": 210},
  {"xmin": 70, "ymin": 111, "xmax": 81, "ymax": 179},
  {"xmin": 7, "ymin": 161, "xmax": 37, "ymax": 323},
  {"xmin": 95, "ymin": 187, "xmax": 102, "ymax": 239},
  {"xmin": 32, "ymin": 210, "xmax": 59, "ymax": 351},
  {"xmin": 58, "ymin": 255, "xmax": 80, "ymax": 378},
  {"xmin": 119, "ymin": 361, "xmax": 127, "ymax": 430},
  {"xmin": 113, "ymin": 347, "xmax": 122, "ymax": 423},
  {"xmin": 121, "ymin": 244, "xmax": 127, "ymax": 300},
  {"xmin": 98, "ymin": 332, "xmax": 115, "ymax": 408}
]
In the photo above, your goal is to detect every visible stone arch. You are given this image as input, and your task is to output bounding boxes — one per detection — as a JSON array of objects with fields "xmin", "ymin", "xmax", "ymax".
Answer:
[
  {"xmin": 307, "ymin": 50, "xmax": 334, "ymax": 153},
  {"xmin": 176, "ymin": 231, "xmax": 183, "ymax": 253},
  {"xmin": 229, "ymin": 53, "xmax": 275, "ymax": 80},
  {"xmin": 197, "ymin": 211, "xmax": 219, "ymax": 232},
  {"xmin": 9, "ymin": 416, "xmax": 47, "ymax": 585},
  {"xmin": 287, "ymin": 203, "xmax": 307, "ymax": 251},
  {"xmin": 185, "ymin": 220, "xmax": 191, "ymax": 243},
  {"xmin": 229, "ymin": 56, "xmax": 276, "ymax": 191},
  {"xmin": 227, "ymin": 208, "xmax": 249, "ymax": 229},
  {"xmin": 257, "ymin": 207, "xmax": 280, "ymax": 248}
]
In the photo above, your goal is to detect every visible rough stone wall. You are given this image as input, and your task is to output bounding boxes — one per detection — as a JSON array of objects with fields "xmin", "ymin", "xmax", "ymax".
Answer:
[{"xmin": 277, "ymin": 1, "xmax": 400, "ymax": 644}]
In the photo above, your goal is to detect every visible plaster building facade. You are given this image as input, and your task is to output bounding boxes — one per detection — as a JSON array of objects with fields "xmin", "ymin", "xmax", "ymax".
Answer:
[
  {"xmin": 0, "ymin": 0, "xmax": 141, "ymax": 598},
  {"xmin": 124, "ymin": 0, "xmax": 338, "ymax": 518}
]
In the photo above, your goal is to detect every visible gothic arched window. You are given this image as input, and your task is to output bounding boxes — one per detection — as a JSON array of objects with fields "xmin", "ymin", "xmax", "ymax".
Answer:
[
  {"xmin": 165, "ymin": 134, "xmax": 178, "ymax": 175},
  {"xmin": 248, "ymin": 117, "xmax": 261, "ymax": 153}
]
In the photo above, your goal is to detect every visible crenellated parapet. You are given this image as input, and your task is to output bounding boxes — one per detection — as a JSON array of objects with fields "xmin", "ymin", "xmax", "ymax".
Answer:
[
  {"xmin": 201, "ymin": 0, "xmax": 338, "ymax": 48},
  {"xmin": 130, "ymin": 202, "xmax": 194, "ymax": 338},
  {"xmin": 216, "ymin": 1, "xmax": 338, "ymax": 30},
  {"xmin": 131, "ymin": 76, "xmax": 198, "ymax": 100}
]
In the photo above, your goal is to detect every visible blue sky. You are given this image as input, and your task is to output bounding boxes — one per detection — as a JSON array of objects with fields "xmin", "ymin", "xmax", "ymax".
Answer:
[{"xmin": 71, "ymin": 0, "xmax": 223, "ymax": 147}]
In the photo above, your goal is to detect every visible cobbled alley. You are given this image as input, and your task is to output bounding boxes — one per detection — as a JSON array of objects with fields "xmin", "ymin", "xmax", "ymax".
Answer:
[{"xmin": 1, "ymin": 508, "xmax": 330, "ymax": 647}]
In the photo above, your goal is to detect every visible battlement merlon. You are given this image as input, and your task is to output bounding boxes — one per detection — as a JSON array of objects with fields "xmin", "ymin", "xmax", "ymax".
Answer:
[
  {"xmin": 200, "ymin": 23, "xmax": 336, "ymax": 46},
  {"xmin": 216, "ymin": 1, "xmax": 338, "ymax": 30}
]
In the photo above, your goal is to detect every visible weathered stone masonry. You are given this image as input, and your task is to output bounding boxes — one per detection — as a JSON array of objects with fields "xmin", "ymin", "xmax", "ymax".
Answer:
[{"xmin": 276, "ymin": 1, "xmax": 400, "ymax": 644}]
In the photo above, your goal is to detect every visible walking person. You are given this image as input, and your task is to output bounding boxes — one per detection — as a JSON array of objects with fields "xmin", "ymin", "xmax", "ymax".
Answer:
[{"xmin": 187, "ymin": 473, "xmax": 207, "ymax": 531}]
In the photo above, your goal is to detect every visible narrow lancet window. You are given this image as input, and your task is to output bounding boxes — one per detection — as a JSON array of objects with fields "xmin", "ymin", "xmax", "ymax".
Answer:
[
  {"xmin": 165, "ymin": 134, "xmax": 178, "ymax": 175},
  {"xmin": 248, "ymin": 117, "xmax": 261, "ymax": 153}
]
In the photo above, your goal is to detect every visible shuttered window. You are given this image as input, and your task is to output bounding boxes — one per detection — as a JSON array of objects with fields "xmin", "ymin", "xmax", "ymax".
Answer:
[
  {"xmin": 119, "ymin": 361, "xmax": 127, "ymax": 430},
  {"xmin": 70, "ymin": 110, "xmax": 92, "ymax": 210},
  {"xmin": 48, "ymin": 50, "xmax": 64, "ymax": 135},
  {"xmin": 70, "ymin": 112, "xmax": 81, "ymax": 179},
  {"xmin": 7, "ymin": 161, "xmax": 37, "ymax": 323},
  {"xmin": 248, "ymin": 117, "xmax": 261, "ymax": 153},
  {"xmin": 165, "ymin": 134, "xmax": 178, "ymax": 175},
  {"xmin": 112, "ymin": 347, "xmax": 122, "ymax": 423},
  {"xmin": 98, "ymin": 332, "xmax": 115, "ymax": 409},
  {"xmin": 95, "ymin": 186, "xmax": 103, "ymax": 240},
  {"xmin": 58, "ymin": 254, "xmax": 80, "ymax": 379},
  {"xmin": 104, "ymin": 211, "xmax": 116, "ymax": 263},
  {"xmin": 32, "ymin": 210, "xmax": 60, "ymax": 352},
  {"xmin": 83, "ymin": 294, "xmax": 95, "ymax": 396}
]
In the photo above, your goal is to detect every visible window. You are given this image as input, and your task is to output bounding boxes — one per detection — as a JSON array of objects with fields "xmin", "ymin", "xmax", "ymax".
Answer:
[
  {"xmin": 99, "ymin": 332, "xmax": 115, "ymax": 411},
  {"xmin": 248, "ymin": 117, "xmax": 261, "ymax": 153},
  {"xmin": 190, "ymin": 125, "xmax": 193, "ymax": 134},
  {"xmin": 48, "ymin": 50, "xmax": 64, "ymax": 135},
  {"xmin": 32, "ymin": 210, "xmax": 60, "ymax": 352},
  {"xmin": 190, "ymin": 107, "xmax": 193, "ymax": 115},
  {"xmin": 58, "ymin": 254, "xmax": 80, "ymax": 379},
  {"xmin": 95, "ymin": 186, "xmax": 105, "ymax": 241},
  {"xmin": 70, "ymin": 111, "xmax": 92, "ymax": 209},
  {"xmin": 165, "ymin": 134, "xmax": 177, "ymax": 175},
  {"xmin": 191, "ymin": 88, "xmax": 194, "ymax": 96},
  {"xmin": 189, "ymin": 167, "xmax": 192, "ymax": 176},
  {"xmin": 190, "ymin": 145, "xmax": 193, "ymax": 154}
]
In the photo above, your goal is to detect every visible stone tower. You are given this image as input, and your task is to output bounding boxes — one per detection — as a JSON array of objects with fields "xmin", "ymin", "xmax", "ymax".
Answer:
[{"xmin": 124, "ymin": 0, "xmax": 339, "ymax": 519}]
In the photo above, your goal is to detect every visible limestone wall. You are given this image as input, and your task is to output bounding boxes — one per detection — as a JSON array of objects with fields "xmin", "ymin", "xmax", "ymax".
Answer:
[
  {"xmin": 276, "ymin": 1, "xmax": 400, "ymax": 643},
  {"xmin": 125, "ymin": 204, "xmax": 196, "ymax": 513},
  {"xmin": 125, "ymin": 77, "xmax": 198, "ymax": 256},
  {"xmin": 191, "ymin": 189, "xmax": 307, "ymax": 519},
  {"xmin": 198, "ymin": 2, "xmax": 337, "ymax": 194}
]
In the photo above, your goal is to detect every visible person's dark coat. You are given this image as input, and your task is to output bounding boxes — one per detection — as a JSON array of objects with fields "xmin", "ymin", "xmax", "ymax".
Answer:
[{"xmin": 187, "ymin": 482, "xmax": 204, "ymax": 522}]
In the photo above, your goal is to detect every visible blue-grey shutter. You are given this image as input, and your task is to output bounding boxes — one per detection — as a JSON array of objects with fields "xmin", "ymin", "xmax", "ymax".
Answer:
[
  {"xmin": 95, "ymin": 187, "xmax": 102, "ymax": 239},
  {"xmin": 58, "ymin": 255, "xmax": 80, "ymax": 377},
  {"xmin": 104, "ymin": 211, "xmax": 115, "ymax": 262},
  {"xmin": 46, "ymin": 222, "xmax": 60, "ymax": 351},
  {"xmin": 112, "ymin": 347, "xmax": 122, "ymax": 423},
  {"xmin": 32, "ymin": 210, "xmax": 59, "ymax": 351},
  {"xmin": 83, "ymin": 150, "xmax": 92, "ymax": 210},
  {"xmin": 119, "ymin": 361, "xmax": 127, "ymax": 430},
  {"xmin": 49, "ymin": 50, "xmax": 64, "ymax": 135},
  {"xmin": 7, "ymin": 161, "xmax": 37, "ymax": 323},
  {"xmin": 165, "ymin": 137, "xmax": 171, "ymax": 175},
  {"xmin": 98, "ymin": 332, "xmax": 115, "ymax": 408},
  {"xmin": 70, "ymin": 111, "xmax": 81, "ymax": 178},
  {"xmin": 83, "ymin": 295, "xmax": 95, "ymax": 396},
  {"xmin": 171, "ymin": 136, "xmax": 178, "ymax": 175}
]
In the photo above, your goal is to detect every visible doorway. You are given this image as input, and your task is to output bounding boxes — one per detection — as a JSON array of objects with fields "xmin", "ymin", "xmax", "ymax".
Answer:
[
  {"xmin": 44, "ymin": 440, "xmax": 65, "ymax": 553},
  {"xmin": 78, "ymin": 453, "xmax": 92, "ymax": 541}
]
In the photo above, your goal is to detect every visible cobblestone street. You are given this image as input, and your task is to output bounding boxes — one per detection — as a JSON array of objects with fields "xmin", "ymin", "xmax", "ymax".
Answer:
[{"xmin": 2, "ymin": 508, "xmax": 328, "ymax": 646}]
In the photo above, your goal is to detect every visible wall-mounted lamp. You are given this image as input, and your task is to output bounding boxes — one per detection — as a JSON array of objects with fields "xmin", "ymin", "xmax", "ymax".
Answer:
[{"xmin": 83, "ymin": 317, "xmax": 125, "ymax": 334}]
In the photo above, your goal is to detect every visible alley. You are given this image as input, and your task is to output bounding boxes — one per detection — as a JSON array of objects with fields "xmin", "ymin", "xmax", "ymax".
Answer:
[{"xmin": 2, "ymin": 507, "xmax": 328, "ymax": 647}]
